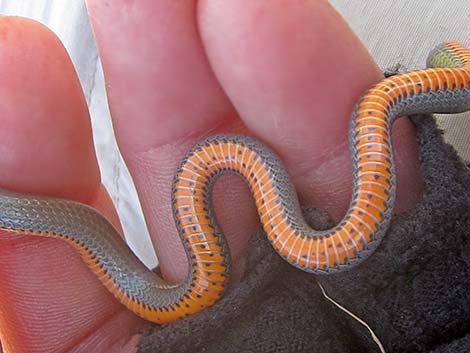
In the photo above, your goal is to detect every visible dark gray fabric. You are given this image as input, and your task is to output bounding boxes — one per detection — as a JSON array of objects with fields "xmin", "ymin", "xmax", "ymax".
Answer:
[
  {"xmin": 138, "ymin": 114, "xmax": 470, "ymax": 353},
  {"xmin": 430, "ymin": 334, "xmax": 470, "ymax": 353}
]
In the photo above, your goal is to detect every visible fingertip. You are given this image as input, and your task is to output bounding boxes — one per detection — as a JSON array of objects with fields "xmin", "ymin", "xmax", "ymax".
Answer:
[
  {"xmin": 199, "ymin": 0, "xmax": 421, "ymax": 217},
  {"xmin": 198, "ymin": 0, "xmax": 381, "ymax": 151},
  {"xmin": 86, "ymin": 0, "xmax": 259, "ymax": 283},
  {"xmin": 0, "ymin": 15, "xmax": 99, "ymax": 201}
]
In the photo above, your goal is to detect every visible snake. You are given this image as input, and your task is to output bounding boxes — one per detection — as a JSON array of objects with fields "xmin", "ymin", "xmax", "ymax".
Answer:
[{"xmin": 0, "ymin": 41, "xmax": 469, "ymax": 324}]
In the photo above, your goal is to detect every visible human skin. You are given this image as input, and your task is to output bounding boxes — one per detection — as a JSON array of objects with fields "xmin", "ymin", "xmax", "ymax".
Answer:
[{"xmin": 0, "ymin": 1, "xmax": 422, "ymax": 352}]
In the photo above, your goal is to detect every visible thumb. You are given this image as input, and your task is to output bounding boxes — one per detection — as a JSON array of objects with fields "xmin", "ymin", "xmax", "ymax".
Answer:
[{"xmin": 0, "ymin": 17, "xmax": 143, "ymax": 353}]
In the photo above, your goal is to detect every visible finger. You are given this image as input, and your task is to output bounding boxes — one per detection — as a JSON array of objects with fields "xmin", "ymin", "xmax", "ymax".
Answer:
[
  {"xmin": 0, "ymin": 17, "xmax": 143, "ymax": 353},
  {"xmin": 86, "ymin": 0, "xmax": 259, "ymax": 282},
  {"xmin": 198, "ymin": 0, "xmax": 422, "ymax": 220}
]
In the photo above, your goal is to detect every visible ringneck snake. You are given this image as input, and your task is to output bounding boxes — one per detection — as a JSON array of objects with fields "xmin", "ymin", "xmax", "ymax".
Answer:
[{"xmin": 1, "ymin": 41, "xmax": 469, "ymax": 324}]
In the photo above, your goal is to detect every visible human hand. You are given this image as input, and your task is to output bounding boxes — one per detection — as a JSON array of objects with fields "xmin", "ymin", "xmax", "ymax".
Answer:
[{"xmin": 0, "ymin": 1, "xmax": 422, "ymax": 352}]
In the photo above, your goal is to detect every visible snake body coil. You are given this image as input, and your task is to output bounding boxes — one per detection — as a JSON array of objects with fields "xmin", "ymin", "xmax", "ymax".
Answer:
[{"xmin": 1, "ymin": 42, "xmax": 469, "ymax": 323}]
